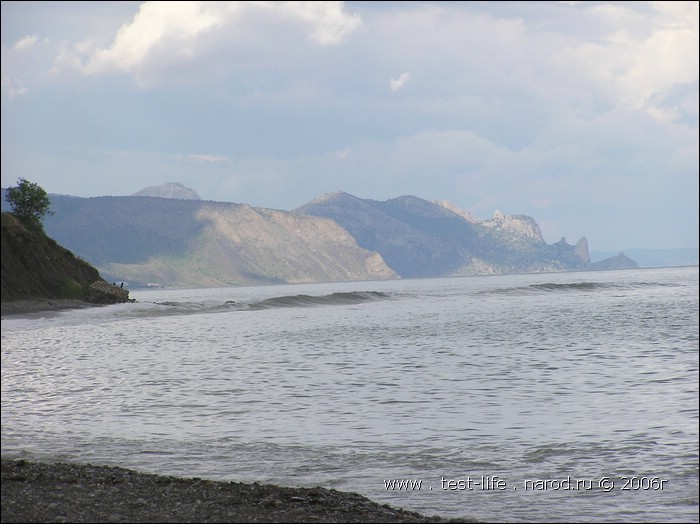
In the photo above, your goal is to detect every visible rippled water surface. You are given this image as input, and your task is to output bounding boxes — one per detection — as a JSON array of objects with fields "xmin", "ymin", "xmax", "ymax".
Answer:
[{"xmin": 2, "ymin": 267, "xmax": 698, "ymax": 522}]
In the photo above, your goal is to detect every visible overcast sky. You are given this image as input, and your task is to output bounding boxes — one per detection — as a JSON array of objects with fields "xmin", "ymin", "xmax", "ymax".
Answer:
[{"xmin": 1, "ymin": 1, "xmax": 698, "ymax": 250}]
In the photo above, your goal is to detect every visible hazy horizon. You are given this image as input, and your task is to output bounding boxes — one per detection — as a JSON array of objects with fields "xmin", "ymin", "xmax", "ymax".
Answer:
[{"xmin": 2, "ymin": 1, "xmax": 698, "ymax": 251}]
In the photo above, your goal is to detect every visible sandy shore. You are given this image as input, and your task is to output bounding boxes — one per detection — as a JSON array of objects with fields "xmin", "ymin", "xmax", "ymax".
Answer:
[{"xmin": 0, "ymin": 458, "xmax": 467, "ymax": 523}]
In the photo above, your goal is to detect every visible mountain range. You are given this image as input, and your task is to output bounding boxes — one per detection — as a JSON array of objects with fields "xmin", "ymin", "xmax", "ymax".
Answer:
[
  {"xmin": 2, "ymin": 184, "xmax": 638, "ymax": 287},
  {"xmin": 297, "ymin": 191, "xmax": 600, "ymax": 278}
]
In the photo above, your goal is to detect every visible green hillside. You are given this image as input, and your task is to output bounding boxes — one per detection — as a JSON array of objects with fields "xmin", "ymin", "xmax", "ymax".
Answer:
[{"xmin": 1, "ymin": 212, "xmax": 102, "ymax": 301}]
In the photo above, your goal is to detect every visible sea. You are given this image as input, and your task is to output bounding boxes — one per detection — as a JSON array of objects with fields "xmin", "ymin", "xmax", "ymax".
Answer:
[{"xmin": 1, "ymin": 266, "xmax": 698, "ymax": 523}]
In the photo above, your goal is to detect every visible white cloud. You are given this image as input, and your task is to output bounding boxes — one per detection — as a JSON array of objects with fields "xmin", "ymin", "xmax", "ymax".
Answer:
[
  {"xmin": 621, "ymin": 8, "xmax": 698, "ymax": 107},
  {"xmin": 390, "ymin": 72, "xmax": 410, "ymax": 92},
  {"xmin": 1, "ymin": 34, "xmax": 51, "ymax": 98},
  {"xmin": 84, "ymin": 1, "xmax": 230, "ymax": 76},
  {"xmin": 185, "ymin": 154, "xmax": 230, "ymax": 164},
  {"xmin": 13, "ymin": 35, "xmax": 39, "ymax": 51},
  {"xmin": 550, "ymin": 1, "xmax": 698, "ymax": 123},
  {"xmin": 1, "ymin": 76, "xmax": 28, "ymax": 98},
  {"xmin": 52, "ymin": 1, "xmax": 361, "ymax": 87},
  {"xmin": 282, "ymin": 1, "xmax": 361, "ymax": 45}
]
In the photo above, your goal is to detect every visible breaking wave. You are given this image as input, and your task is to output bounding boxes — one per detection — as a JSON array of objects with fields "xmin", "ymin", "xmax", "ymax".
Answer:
[
  {"xmin": 479, "ymin": 281, "xmax": 681, "ymax": 296},
  {"xmin": 151, "ymin": 291, "xmax": 393, "ymax": 316},
  {"xmin": 248, "ymin": 291, "xmax": 392, "ymax": 310},
  {"xmin": 118, "ymin": 278, "xmax": 682, "ymax": 321},
  {"xmin": 529, "ymin": 282, "xmax": 613, "ymax": 292}
]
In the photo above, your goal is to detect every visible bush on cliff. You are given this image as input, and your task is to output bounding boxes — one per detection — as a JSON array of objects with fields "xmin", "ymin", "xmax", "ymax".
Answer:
[{"xmin": 5, "ymin": 178, "xmax": 54, "ymax": 232}]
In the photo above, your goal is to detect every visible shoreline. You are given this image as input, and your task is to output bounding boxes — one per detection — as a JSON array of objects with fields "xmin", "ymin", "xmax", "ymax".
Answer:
[
  {"xmin": 0, "ymin": 301, "xmax": 465, "ymax": 523},
  {"xmin": 0, "ymin": 299, "xmax": 101, "ymax": 317},
  {"xmin": 0, "ymin": 458, "xmax": 464, "ymax": 523}
]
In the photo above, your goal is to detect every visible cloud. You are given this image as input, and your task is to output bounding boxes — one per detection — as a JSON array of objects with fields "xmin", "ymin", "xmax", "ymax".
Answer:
[
  {"xmin": 1, "ymin": 76, "xmax": 28, "ymax": 98},
  {"xmin": 84, "ymin": 2, "xmax": 230, "ymax": 76},
  {"xmin": 13, "ymin": 35, "xmax": 39, "ymax": 51},
  {"xmin": 2, "ymin": 1, "xmax": 697, "ymax": 249},
  {"xmin": 285, "ymin": 1, "xmax": 362, "ymax": 45},
  {"xmin": 1, "ymin": 34, "xmax": 51, "ymax": 98},
  {"xmin": 389, "ymin": 72, "xmax": 411, "ymax": 92},
  {"xmin": 549, "ymin": 2, "xmax": 698, "ymax": 123},
  {"xmin": 184, "ymin": 154, "xmax": 230, "ymax": 164},
  {"xmin": 52, "ymin": 1, "xmax": 361, "ymax": 87}
]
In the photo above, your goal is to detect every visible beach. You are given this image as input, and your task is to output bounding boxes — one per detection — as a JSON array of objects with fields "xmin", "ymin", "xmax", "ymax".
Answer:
[{"xmin": 1, "ymin": 459, "xmax": 459, "ymax": 523}]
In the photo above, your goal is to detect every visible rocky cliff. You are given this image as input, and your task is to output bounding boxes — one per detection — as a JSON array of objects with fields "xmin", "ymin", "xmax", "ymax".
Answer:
[
  {"xmin": 100, "ymin": 201, "xmax": 397, "ymax": 287},
  {"xmin": 296, "ymin": 192, "xmax": 630, "ymax": 277},
  {"xmin": 1, "ymin": 212, "xmax": 130, "ymax": 304},
  {"xmin": 296, "ymin": 192, "xmax": 483, "ymax": 278},
  {"xmin": 9, "ymin": 194, "xmax": 397, "ymax": 288}
]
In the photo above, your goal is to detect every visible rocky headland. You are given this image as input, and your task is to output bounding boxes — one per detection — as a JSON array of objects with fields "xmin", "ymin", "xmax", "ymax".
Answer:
[{"xmin": 1, "ymin": 212, "xmax": 132, "ymax": 314}]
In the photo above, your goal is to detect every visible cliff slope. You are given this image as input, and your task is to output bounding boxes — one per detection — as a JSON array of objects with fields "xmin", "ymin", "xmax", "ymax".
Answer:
[
  {"xmin": 1, "ymin": 212, "xmax": 102, "ymax": 301},
  {"xmin": 295, "ymin": 192, "xmax": 633, "ymax": 277},
  {"xmin": 20, "ymin": 195, "xmax": 397, "ymax": 288}
]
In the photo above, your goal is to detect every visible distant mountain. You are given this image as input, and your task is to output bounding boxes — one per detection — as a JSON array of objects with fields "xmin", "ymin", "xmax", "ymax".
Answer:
[
  {"xmin": 588, "ymin": 253, "xmax": 640, "ymax": 270},
  {"xmin": 1, "ymin": 192, "xmax": 397, "ymax": 288},
  {"xmin": 131, "ymin": 182, "xmax": 201, "ymax": 200},
  {"xmin": 591, "ymin": 248, "xmax": 698, "ymax": 268},
  {"xmin": 295, "ymin": 191, "xmax": 634, "ymax": 277},
  {"xmin": 1, "ymin": 187, "xmax": 640, "ymax": 288}
]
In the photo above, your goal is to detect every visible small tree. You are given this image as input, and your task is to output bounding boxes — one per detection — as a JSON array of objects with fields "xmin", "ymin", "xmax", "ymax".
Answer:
[{"xmin": 6, "ymin": 177, "xmax": 54, "ymax": 231}]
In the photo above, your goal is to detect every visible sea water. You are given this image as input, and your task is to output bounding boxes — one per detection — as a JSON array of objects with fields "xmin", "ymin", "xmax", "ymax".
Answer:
[{"xmin": 1, "ymin": 266, "xmax": 698, "ymax": 522}]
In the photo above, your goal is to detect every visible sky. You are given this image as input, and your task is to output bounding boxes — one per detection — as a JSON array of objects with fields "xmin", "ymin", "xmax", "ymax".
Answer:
[{"xmin": 1, "ymin": 1, "xmax": 698, "ymax": 251}]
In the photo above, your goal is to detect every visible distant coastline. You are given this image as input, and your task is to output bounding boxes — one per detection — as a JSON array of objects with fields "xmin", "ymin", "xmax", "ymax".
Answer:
[{"xmin": 590, "ymin": 248, "xmax": 699, "ymax": 268}]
